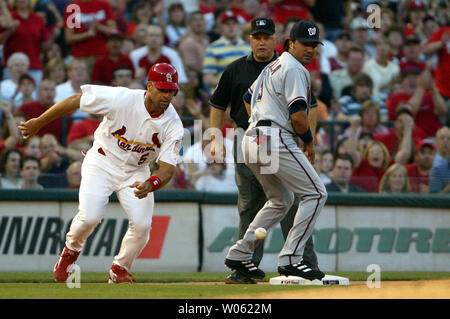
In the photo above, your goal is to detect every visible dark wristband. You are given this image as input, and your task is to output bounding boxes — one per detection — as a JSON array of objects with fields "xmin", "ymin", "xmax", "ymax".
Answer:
[
  {"xmin": 297, "ymin": 128, "xmax": 313, "ymax": 144},
  {"xmin": 146, "ymin": 176, "xmax": 162, "ymax": 192}
]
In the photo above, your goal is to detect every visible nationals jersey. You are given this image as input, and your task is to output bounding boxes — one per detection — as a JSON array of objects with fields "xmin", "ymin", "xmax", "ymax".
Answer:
[
  {"xmin": 80, "ymin": 85, "xmax": 184, "ymax": 170},
  {"xmin": 248, "ymin": 52, "xmax": 313, "ymax": 134}
]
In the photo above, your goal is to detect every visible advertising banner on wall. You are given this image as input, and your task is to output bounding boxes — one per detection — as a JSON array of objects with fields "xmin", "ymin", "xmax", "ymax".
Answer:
[
  {"xmin": 201, "ymin": 204, "xmax": 337, "ymax": 272},
  {"xmin": 0, "ymin": 202, "xmax": 199, "ymax": 272},
  {"xmin": 201, "ymin": 204, "xmax": 450, "ymax": 272}
]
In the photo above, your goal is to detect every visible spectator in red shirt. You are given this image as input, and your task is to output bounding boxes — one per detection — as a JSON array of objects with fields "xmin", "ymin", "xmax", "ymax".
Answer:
[
  {"xmin": 373, "ymin": 107, "xmax": 418, "ymax": 165},
  {"xmin": 386, "ymin": 66, "xmax": 446, "ymax": 138},
  {"xmin": 422, "ymin": 26, "xmax": 450, "ymax": 126},
  {"xmin": 135, "ymin": 24, "xmax": 171, "ymax": 82},
  {"xmin": 0, "ymin": 0, "xmax": 51, "ymax": 86},
  {"xmin": 271, "ymin": 0, "xmax": 315, "ymax": 25},
  {"xmin": 406, "ymin": 139, "xmax": 436, "ymax": 194},
  {"xmin": 399, "ymin": 35, "xmax": 425, "ymax": 72},
  {"xmin": 16, "ymin": 79, "xmax": 68, "ymax": 143},
  {"xmin": 67, "ymin": 114, "xmax": 102, "ymax": 153},
  {"xmin": 403, "ymin": 1, "xmax": 427, "ymax": 39},
  {"xmin": 350, "ymin": 140, "xmax": 391, "ymax": 193},
  {"xmin": 91, "ymin": 33, "xmax": 134, "ymax": 85},
  {"xmin": 64, "ymin": 0, "xmax": 117, "ymax": 75}
]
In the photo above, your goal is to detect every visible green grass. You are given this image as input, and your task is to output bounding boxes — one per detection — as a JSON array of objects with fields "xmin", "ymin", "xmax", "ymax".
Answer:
[{"xmin": 0, "ymin": 272, "xmax": 448, "ymax": 299}]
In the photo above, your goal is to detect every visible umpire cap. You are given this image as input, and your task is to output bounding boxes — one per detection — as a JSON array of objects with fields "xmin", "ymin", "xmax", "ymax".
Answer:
[{"xmin": 148, "ymin": 63, "xmax": 180, "ymax": 90}]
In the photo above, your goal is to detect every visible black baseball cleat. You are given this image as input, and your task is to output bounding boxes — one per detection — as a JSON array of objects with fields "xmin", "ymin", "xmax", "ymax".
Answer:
[
  {"xmin": 225, "ymin": 259, "xmax": 265, "ymax": 279},
  {"xmin": 225, "ymin": 270, "xmax": 257, "ymax": 284},
  {"xmin": 278, "ymin": 261, "xmax": 325, "ymax": 280}
]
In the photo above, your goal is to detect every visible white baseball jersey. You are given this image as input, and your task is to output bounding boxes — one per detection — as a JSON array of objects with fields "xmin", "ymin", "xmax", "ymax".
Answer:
[
  {"xmin": 80, "ymin": 85, "xmax": 184, "ymax": 170},
  {"xmin": 247, "ymin": 52, "xmax": 312, "ymax": 134}
]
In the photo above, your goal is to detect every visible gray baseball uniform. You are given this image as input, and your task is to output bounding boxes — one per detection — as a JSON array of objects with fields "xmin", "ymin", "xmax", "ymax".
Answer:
[{"xmin": 226, "ymin": 51, "xmax": 328, "ymax": 267}]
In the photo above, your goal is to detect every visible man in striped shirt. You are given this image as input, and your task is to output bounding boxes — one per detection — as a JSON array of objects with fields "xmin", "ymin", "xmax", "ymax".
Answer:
[{"xmin": 202, "ymin": 11, "xmax": 251, "ymax": 91}]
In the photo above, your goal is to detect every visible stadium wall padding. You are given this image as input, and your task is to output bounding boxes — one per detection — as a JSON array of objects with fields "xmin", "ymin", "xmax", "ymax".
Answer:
[{"xmin": 0, "ymin": 190, "xmax": 449, "ymax": 272}]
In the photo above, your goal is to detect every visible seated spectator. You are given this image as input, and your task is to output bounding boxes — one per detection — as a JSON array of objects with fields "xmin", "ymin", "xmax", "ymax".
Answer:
[
  {"xmin": 16, "ymin": 79, "xmax": 69, "ymax": 144},
  {"xmin": 0, "ymin": 148, "xmax": 23, "ymax": 189},
  {"xmin": 433, "ymin": 126, "xmax": 450, "ymax": 168},
  {"xmin": 373, "ymin": 107, "xmax": 421, "ymax": 165},
  {"xmin": 399, "ymin": 35, "xmax": 425, "ymax": 73},
  {"xmin": 326, "ymin": 154, "xmax": 366, "ymax": 193},
  {"xmin": 12, "ymin": 74, "xmax": 37, "ymax": 110},
  {"xmin": 44, "ymin": 58, "xmax": 67, "ymax": 86},
  {"xmin": 91, "ymin": 33, "xmax": 135, "ymax": 85},
  {"xmin": 38, "ymin": 134, "xmax": 82, "ymax": 188},
  {"xmin": 362, "ymin": 36, "xmax": 400, "ymax": 99},
  {"xmin": 23, "ymin": 136, "xmax": 41, "ymax": 159},
  {"xmin": 178, "ymin": 11, "xmax": 210, "ymax": 74},
  {"xmin": 182, "ymin": 135, "xmax": 235, "ymax": 188},
  {"xmin": 127, "ymin": 1, "xmax": 155, "ymax": 38},
  {"xmin": 318, "ymin": 150, "xmax": 333, "ymax": 185},
  {"xmin": 65, "ymin": 161, "xmax": 82, "ymax": 189},
  {"xmin": 202, "ymin": 11, "xmax": 251, "ymax": 90},
  {"xmin": 20, "ymin": 156, "xmax": 43, "ymax": 190},
  {"xmin": 165, "ymin": 2, "xmax": 187, "ymax": 48},
  {"xmin": 386, "ymin": 66, "xmax": 446, "ymax": 138},
  {"xmin": 336, "ymin": 74, "xmax": 387, "ymax": 121},
  {"xmin": 111, "ymin": 67, "xmax": 134, "ymax": 88},
  {"xmin": 55, "ymin": 59, "xmax": 89, "ymax": 122},
  {"xmin": 321, "ymin": 31, "xmax": 351, "ymax": 74},
  {"xmin": 350, "ymin": 140, "xmax": 391, "ymax": 193},
  {"xmin": 129, "ymin": 24, "xmax": 188, "ymax": 85},
  {"xmin": 329, "ymin": 44, "xmax": 366, "ymax": 101},
  {"xmin": 350, "ymin": 16, "xmax": 375, "ymax": 57},
  {"xmin": 385, "ymin": 25, "xmax": 404, "ymax": 63},
  {"xmin": 379, "ymin": 163, "xmax": 411, "ymax": 194},
  {"xmin": 406, "ymin": 139, "xmax": 436, "ymax": 194},
  {"xmin": 342, "ymin": 100, "xmax": 389, "ymax": 139},
  {"xmin": 429, "ymin": 158, "xmax": 450, "ymax": 194},
  {"xmin": 0, "ymin": 52, "xmax": 30, "ymax": 104},
  {"xmin": 67, "ymin": 114, "xmax": 102, "ymax": 153},
  {"xmin": 195, "ymin": 161, "xmax": 238, "ymax": 192}
]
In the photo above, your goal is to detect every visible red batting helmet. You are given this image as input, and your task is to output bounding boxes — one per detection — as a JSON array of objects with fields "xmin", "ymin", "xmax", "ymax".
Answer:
[{"xmin": 148, "ymin": 63, "xmax": 180, "ymax": 90}]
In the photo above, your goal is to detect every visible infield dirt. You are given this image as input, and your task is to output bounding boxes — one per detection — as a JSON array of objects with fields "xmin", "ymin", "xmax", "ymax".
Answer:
[{"xmin": 221, "ymin": 279, "xmax": 450, "ymax": 299}]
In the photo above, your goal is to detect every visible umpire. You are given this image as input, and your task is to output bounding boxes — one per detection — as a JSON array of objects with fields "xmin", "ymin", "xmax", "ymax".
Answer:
[{"xmin": 209, "ymin": 17, "xmax": 319, "ymax": 284}]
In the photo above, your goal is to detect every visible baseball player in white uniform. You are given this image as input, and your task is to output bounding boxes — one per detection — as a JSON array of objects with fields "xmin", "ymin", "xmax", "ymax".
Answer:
[
  {"xmin": 224, "ymin": 21, "xmax": 328, "ymax": 281},
  {"xmin": 19, "ymin": 63, "xmax": 184, "ymax": 284}
]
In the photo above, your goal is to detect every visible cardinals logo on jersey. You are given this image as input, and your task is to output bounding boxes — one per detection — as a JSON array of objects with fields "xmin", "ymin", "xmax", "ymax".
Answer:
[
  {"xmin": 152, "ymin": 133, "xmax": 161, "ymax": 148},
  {"xmin": 112, "ymin": 126, "xmax": 126, "ymax": 137},
  {"xmin": 112, "ymin": 125, "xmax": 157, "ymax": 153}
]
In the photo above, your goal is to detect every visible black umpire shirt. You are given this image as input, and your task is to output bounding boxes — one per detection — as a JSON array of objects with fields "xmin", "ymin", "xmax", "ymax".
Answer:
[{"xmin": 209, "ymin": 51, "xmax": 280, "ymax": 130}]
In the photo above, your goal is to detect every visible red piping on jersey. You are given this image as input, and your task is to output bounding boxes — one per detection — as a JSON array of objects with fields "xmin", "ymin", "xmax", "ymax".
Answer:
[
  {"xmin": 278, "ymin": 130, "xmax": 323, "ymax": 265},
  {"xmin": 149, "ymin": 109, "xmax": 165, "ymax": 118}
]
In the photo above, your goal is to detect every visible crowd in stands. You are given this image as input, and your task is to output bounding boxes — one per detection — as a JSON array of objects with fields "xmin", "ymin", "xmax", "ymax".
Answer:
[{"xmin": 0, "ymin": 0, "xmax": 448, "ymax": 194}]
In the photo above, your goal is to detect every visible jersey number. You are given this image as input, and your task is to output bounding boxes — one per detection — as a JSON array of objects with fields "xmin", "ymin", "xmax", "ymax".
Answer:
[{"xmin": 138, "ymin": 153, "xmax": 149, "ymax": 165}]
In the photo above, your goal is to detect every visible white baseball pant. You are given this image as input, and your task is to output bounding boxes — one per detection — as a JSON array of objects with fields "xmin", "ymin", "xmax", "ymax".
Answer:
[
  {"xmin": 226, "ymin": 126, "xmax": 327, "ymax": 266},
  {"xmin": 65, "ymin": 148, "xmax": 154, "ymax": 271}
]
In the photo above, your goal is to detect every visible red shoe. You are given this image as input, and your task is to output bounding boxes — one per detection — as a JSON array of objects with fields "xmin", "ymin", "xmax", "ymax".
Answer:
[
  {"xmin": 108, "ymin": 264, "xmax": 136, "ymax": 284},
  {"xmin": 53, "ymin": 246, "xmax": 80, "ymax": 282}
]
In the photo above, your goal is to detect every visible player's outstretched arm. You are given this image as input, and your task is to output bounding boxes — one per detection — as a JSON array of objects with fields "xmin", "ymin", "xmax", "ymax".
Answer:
[
  {"xmin": 130, "ymin": 161, "xmax": 176, "ymax": 199},
  {"xmin": 18, "ymin": 93, "xmax": 82, "ymax": 139}
]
